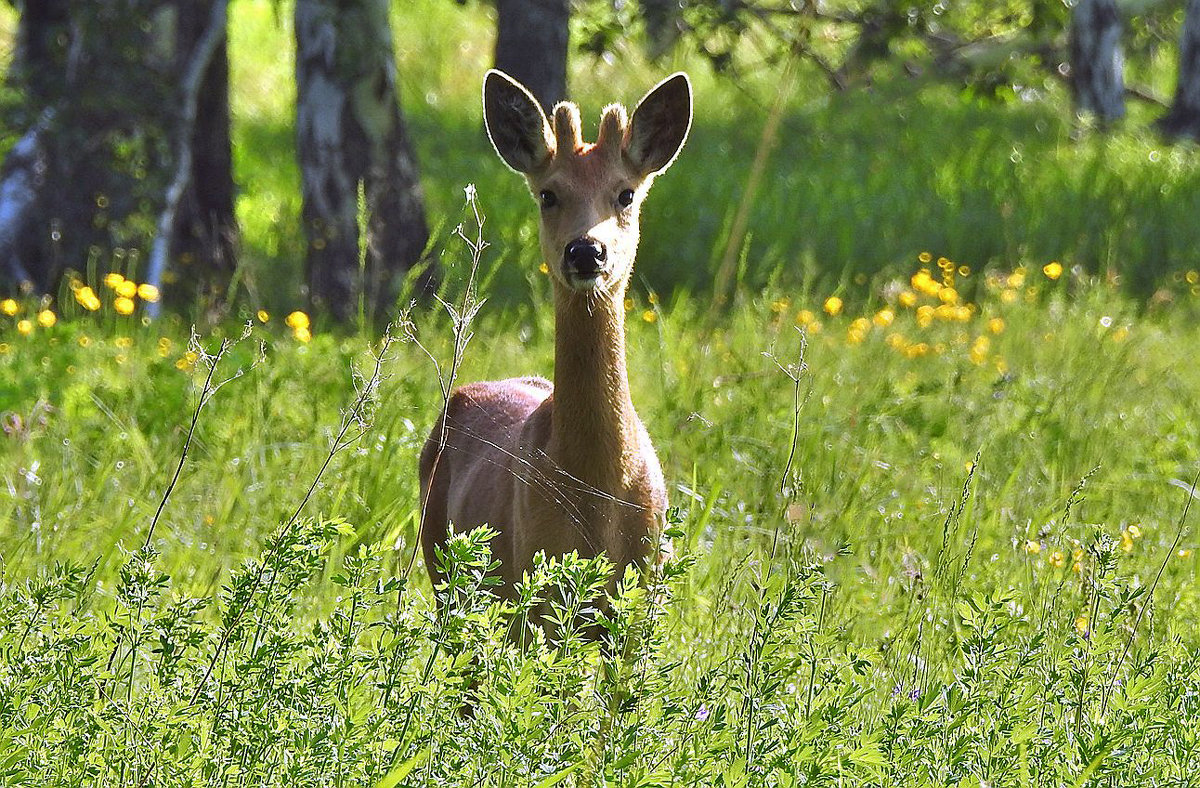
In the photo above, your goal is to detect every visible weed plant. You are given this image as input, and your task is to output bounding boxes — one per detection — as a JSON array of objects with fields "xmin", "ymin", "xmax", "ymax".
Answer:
[{"xmin": 3, "ymin": 185, "xmax": 1200, "ymax": 784}]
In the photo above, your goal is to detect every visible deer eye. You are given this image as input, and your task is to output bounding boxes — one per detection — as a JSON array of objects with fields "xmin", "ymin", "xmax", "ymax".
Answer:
[
  {"xmin": 539, "ymin": 190, "xmax": 557, "ymax": 209},
  {"xmin": 617, "ymin": 188, "xmax": 635, "ymax": 208}
]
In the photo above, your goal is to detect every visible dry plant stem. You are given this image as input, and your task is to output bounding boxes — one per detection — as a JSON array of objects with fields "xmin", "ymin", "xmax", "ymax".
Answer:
[
  {"xmin": 711, "ymin": 57, "xmax": 796, "ymax": 312},
  {"xmin": 742, "ymin": 328, "xmax": 807, "ymax": 763},
  {"xmin": 403, "ymin": 187, "xmax": 487, "ymax": 579},
  {"xmin": 1100, "ymin": 467, "xmax": 1200, "ymax": 716},
  {"xmin": 187, "ymin": 333, "xmax": 394, "ymax": 707}
]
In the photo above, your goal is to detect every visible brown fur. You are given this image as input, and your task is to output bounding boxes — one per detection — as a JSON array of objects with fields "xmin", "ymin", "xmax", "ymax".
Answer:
[{"xmin": 420, "ymin": 70, "xmax": 691, "ymax": 599}]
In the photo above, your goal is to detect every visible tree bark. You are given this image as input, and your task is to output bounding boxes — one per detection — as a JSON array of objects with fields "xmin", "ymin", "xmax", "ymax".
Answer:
[
  {"xmin": 1069, "ymin": 0, "xmax": 1125, "ymax": 124},
  {"xmin": 167, "ymin": 0, "xmax": 238, "ymax": 309},
  {"xmin": 1157, "ymin": 0, "xmax": 1200, "ymax": 140},
  {"xmin": 495, "ymin": 0, "xmax": 569, "ymax": 110},
  {"xmin": 0, "ymin": 1, "xmax": 180, "ymax": 295},
  {"xmin": 295, "ymin": 0, "xmax": 429, "ymax": 323}
]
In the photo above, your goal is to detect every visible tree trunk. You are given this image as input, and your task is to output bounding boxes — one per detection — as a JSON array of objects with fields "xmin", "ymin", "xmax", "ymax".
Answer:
[
  {"xmin": 0, "ymin": 1, "xmax": 180, "ymax": 295},
  {"xmin": 495, "ymin": 0, "xmax": 569, "ymax": 110},
  {"xmin": 1069, "ymin": 0, "xmax": 1125, "ymax": 124},
  {"xmin": 168, "ymin": 0, "xmax": 238, "ymax": 310},
  {"xmin": 1157, "ymin": 0, "xmax": 1200, "ymax": 141},
  {"xmin": 295, "ymin": 0, "xmax": 430, "ymax": 323}
]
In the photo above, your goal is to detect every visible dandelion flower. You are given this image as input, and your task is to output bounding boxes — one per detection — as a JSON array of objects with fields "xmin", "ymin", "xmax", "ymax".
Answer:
[
  {"xmin": 36, "ymin": 309, "xmax": 57, "ymax": 328},
  {"xmin": 16, "ymin": 319, "xmax": 33, "ymax": 335},
  {"xmin": 1048, "ymin": 550, "xmax": 1066, "ymax": 569},
  {"xmin": 538, "ymin": 262, "xmax": 549, "ymax": 275},
  {"xmin": 641, "ymin": 309, "xmax": 657, "ymax": 324},
  {"xmin": 1043, "ymin": 261, "xmax": 1063, "ymax": 280},
  {"xmin": 137, "ymin": 283, "xmax": 160, "ymax": 302},
  {"xmin": 823, "ymin": 296, "xmax": 843, "ymax": 316},
  {"xmin": 104, "ymin": 272, "xmax": 125, "ymax": 289},
  {"xmin": 1, "ymin": 298, "xmax": 17, "ymax": 316},
  {"xmin": 257, "ymin": 309, "xmax": 270, "ymax": 323},
  {"xmin": 898, "ymin": 290, "xmax": 918, "ymax": 308},
  {"xmin": 1120, "ymin": 530, "xmax": 1134, "ymax": 553},
  {"xmin": 285, "ymin": 310, "xmax": 310, "ymax": 330},
  {"xmin": 873, "ymin": 308, "xmax": 895, "ymax": 327},
  {"xmin": 987, "ymin": 317, "xmax": 1005, "ymax": 334},
  {"xmin": 114, "ymin": 297, "xmax": 135, "ymax": 315},
  {"xmin": 1024, "ymin": 539, "xmax": 1041, "ymax": 555},
  {"xmin": 293, "ymin": 326, "xmax": 313, "ymax": 342},
  {"xmin": 116, "ymin": 280, "xmax": 138, "ymax": 299},
  {"xmin": 795, "ymin": 309, "xmax": 816, "ymax": 327},
  {"xmin": 1075, "ymin": 615, "xmax": 1089, "ymax": 636}
]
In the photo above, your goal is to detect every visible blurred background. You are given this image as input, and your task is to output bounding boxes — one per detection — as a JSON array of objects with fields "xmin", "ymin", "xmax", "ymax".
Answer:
[{"xmin": 0, "ymin": 0, "xmax": 1198, "ymax": 323}]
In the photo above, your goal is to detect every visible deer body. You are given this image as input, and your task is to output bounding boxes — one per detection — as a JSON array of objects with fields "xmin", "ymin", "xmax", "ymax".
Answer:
[{"xmin": 419, "ymin": 70, "xmax": 691, "ymax": 595}]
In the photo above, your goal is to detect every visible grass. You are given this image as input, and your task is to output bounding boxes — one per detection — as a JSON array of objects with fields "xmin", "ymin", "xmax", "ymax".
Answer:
[{"xmin": 3, "ymin": 0, "xmax": 1200, "ymax": 784}]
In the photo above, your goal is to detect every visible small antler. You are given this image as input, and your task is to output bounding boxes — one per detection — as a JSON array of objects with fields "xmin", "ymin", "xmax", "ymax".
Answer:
[
  {"xmin": 552, "ymin": 103, "xmax": 583, "ymax": 154},
  {"xmin": 596, "ymin": 104, "xmax": 629, "ymax": 156}
]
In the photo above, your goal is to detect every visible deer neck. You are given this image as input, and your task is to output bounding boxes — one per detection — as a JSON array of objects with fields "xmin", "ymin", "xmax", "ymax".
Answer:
[{"xmin": 550, "ymin": 279, "xmax": 639, "ymax": 491}]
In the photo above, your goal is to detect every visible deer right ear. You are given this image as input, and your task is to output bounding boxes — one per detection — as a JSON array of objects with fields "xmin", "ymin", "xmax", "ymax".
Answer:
[{"xmin": 483, "ymin": 70, "xmax": 555, "ymax": 174}]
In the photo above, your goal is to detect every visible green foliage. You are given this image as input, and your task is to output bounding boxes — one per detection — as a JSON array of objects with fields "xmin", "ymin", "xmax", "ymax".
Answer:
[{"xmin": 2, "ymin": 205, "xmax": 1200, "ymax": 782}]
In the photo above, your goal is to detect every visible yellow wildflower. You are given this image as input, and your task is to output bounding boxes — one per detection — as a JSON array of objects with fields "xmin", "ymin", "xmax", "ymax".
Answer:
[
  {"xmin": 795, "ymin": 309, "xmax": 816, "ymax": 327},
  {"xmin": 1075, "ymin": 615, "xmax": 1089, "ymax": 636},
  {"xmin": 770, "ymin": 297, "xmax": 790, "ymax": 313},
  {"xmin": 915, "ymin": 305, "xmax": 934, "ymax": 328},
  {"xmin": 36, "ymin": 309, "xmax": 57, "ymax": 328},
  {"xmin": 1043, "ymin": 261, "xmax": 1063, "ymax": 280},
  {"xmin": 903, "ymin": 342, "xmax": 930, "ymax": 359},
  {"xmin": 104, "ymin": 272, "xmax": 125, "ymax": 289},
  {"xmin": 918, "ymin": 251, "xmax": 932, "ymax": 264},
  {"xmin": 114, "ymin": 297, "xmax": 135, "ymax": 315},
  {"xmin": 642, "ymin": 309, "xmax": 657, "ymax": 323},
  {"xmin": 285, "ymin": 310, "xmax": 310, "ymax": 330},
  {"xmin": 958, "ymin": 265, "xmax": 971, "ymax": 277},
  {"xmin": 647, "ymin": 292, "xmax": 658, "ymax": 305},
  {"xmin": 78, "ymin": 335, "xmax": 91, "ymax": 347},
  {"xmin": 294, "ymin": 326, "xmax": 313, "ymax": 342},
  {"xmin": 1179, "ymin": 549, "xmax": 1193, "ymax": 559},
  {"xmin": 898, "ymin": 290, "xmax": 918, "ymax": 308},
  {"xmin": 873, "ymin": 308, "xmax": 895, "ymax": 328},
  {"xmin": 969, "ymin": 336, "xmax": 990, "ymax": 365},
  {"xmin": 987, "ymin": 317, "xmax": 1005, "ymax": 334},
  {"xmin": 1048, "ymin": 550, "xmax": 1066, "ymax": 569},
  {"xmin": 137, "ymin": 283, "xmax": 160, "ymax": 302},
  {"xmin": 115, "ymin": 336, "xmax": 133, "ymax": 349},
  {"xmin": 1, "ymin": 298, "xmax": 17, "ymax": 316},
  {"xmin": 937, "ymin": 287, "xmax": 958, "ymax": 305},
  {"xmin": 823, "ymin": 296, "xmax": 843, "ymax": 316},
  {"xmin": 116, "ymin": 280, "xmax": 137, "ymax": 299},
  {"xmin": 1024, "ymin": 540, "xmax": 1041, "ymax": 555},
  {"xmin": 538, "ymin": 262, "xmax": 549, "ymax": 274},
  {"xmin": 1120, "ymin": 530, "xmax": 1134, "ymax": 553},
  {"xmin": 257, "ymin": 309, "xmax": 270, "ymax": 323},
  {"xmin": 16, "ymin": 319, "xmax": 33, "ymax": 336}
]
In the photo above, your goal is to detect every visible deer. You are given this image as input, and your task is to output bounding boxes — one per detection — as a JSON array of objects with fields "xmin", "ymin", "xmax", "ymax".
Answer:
[{"xmin": 418, "ymin": 69, "xmax": 692, "ymax": 615}]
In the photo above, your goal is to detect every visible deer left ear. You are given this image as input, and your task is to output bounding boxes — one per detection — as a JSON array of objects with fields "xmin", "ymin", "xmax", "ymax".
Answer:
[{"xmin": 625, "ymin": 73, "xmax": 692, "ymax": 176}]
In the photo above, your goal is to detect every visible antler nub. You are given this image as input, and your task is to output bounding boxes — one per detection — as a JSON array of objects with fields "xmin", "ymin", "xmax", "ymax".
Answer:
[{"xmin": 552, "ymin": 103, "xmax": 583, "ymax": 154}]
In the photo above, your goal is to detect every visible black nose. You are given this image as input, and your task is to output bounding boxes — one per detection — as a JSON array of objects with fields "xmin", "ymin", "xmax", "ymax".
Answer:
[{"xmin": 563, "ymin": 238, "xmax": 607, "ymax": 278}]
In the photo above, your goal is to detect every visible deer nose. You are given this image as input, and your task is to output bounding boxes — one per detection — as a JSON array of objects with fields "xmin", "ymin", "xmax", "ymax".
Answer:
[{"xmin": 563, "ymin": 238, "xmax": 607, "ymax": 279}]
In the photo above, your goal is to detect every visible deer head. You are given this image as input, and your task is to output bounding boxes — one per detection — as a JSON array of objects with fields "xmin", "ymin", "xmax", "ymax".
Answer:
[{"xmin": 483, "ymin": 70, "xmax": 692, "ymax": 295}]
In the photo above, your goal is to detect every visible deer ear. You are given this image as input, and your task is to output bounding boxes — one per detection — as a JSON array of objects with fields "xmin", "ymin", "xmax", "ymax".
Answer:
[
  {"xmin": 483, "ymin": 69, "xmax": 555, "ymax": 174},
  {"xmin": 625, "ymin": 72, "xmax": 692, "ymax": 176}
]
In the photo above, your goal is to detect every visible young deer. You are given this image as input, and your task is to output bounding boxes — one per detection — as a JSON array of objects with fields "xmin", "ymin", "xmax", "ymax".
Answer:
[{"xmin": 418, "ymin": 70, "xmax": 691, "ymax": 601}]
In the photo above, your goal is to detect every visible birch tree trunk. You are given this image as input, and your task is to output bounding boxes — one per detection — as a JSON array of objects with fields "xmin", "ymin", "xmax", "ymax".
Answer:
[
  {"xmin": 1157, "ymin": 0, "xmax": 1200, "ymax": 141},
  {"xmin": 1069, "ymin": 0, "xmax": 1125, "ymax": 124},
  {"xmin": 495, "ymin": 0, "xmax": 569, "ymax": 109},
  {"xmin": 169, "ymin": 0, "xmax": 238, "ymax": 308},
  {"xmin": 0, "ymin": 0, "xmax": 177, "ymax": 294},
  {"xmin": 295, "ymin": 0, "xmax": 429, "ymax": 322}
]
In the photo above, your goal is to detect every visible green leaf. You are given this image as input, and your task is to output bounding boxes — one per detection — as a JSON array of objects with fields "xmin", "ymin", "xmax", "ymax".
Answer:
[{"xmin": 375, "ymin": 746, "xmax": 430, "ymax": 788}]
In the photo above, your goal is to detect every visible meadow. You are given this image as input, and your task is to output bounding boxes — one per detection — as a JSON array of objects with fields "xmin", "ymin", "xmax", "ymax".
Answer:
[{"xmin": 3, "ymin": 1, "xmax": 1200, "ymax": 785}]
